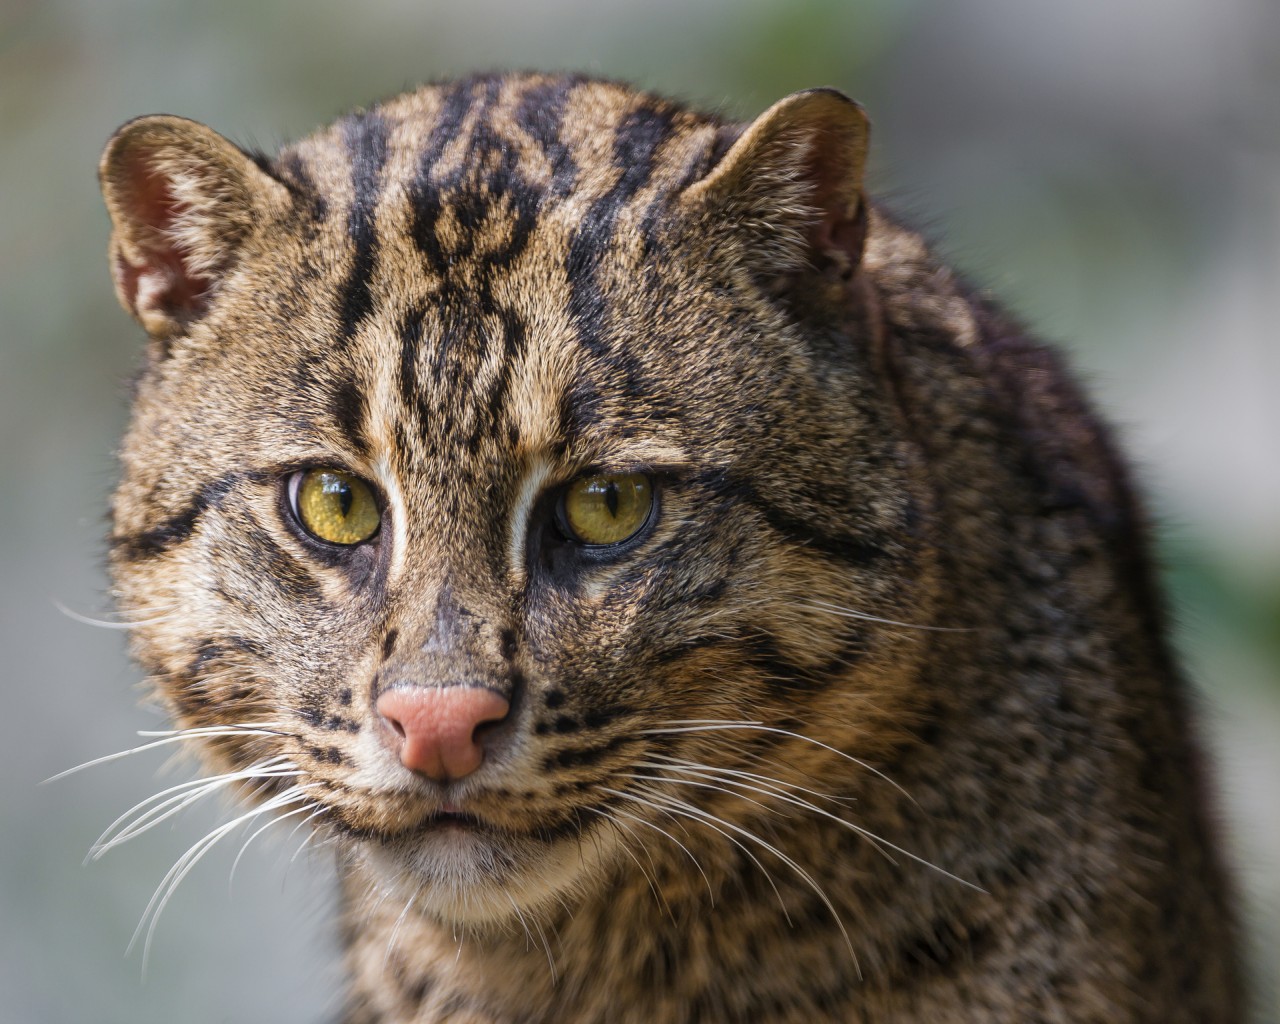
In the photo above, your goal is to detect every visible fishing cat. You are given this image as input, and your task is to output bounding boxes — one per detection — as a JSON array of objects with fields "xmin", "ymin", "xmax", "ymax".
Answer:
[{"xmin": 97, "ymin": 72, "xmax": 1243, "ymax": 1022}]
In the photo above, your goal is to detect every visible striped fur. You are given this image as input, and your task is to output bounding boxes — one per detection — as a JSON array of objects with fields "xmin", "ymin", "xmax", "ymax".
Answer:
[{"xmin": 100, "ymin": 73, "xmax": 1241, "ymax": 1022}]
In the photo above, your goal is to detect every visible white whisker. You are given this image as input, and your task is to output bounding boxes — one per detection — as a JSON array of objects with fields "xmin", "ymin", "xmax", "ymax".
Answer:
[
  {"xmin": 636, "ymin": 768, "xmax": 896, "ymax": 869},
  {"xmin": 646, "ymin": 720, "xmax": 914, "ymax": 803},
  {"xmin": 45, "ymin": 725, "xmax": 285, "ymax": 784},
  {"xmin": 647, "ymin": 752, "xmax": 849, "ymax": 806},
  {"xmin": 637, "ymin": 788, "xmax": 860, "ymax": 976},
  {"xmin": 229, "ymin": 799, "xmax": 318, "ymax": 886},
  {"xmin": 621, "ymin": 771, "xmax": 778, "ymax": 818},
  {"xmin": 603, "ymin": 785, "xmax": 791, "ymax": 932},
  {"xmin": 798, "ymin": 598, "xmax": 972, "ymax": 633},
  {"xmin": 52, "ymin": 599, "xmax": 177, "ymax": 631},
  {"xmin": 641, "ymin": 757, "xmax": 983, "ymax": 894},
  {"xmin": 131, "ymin": 784, "xmax": 314, "ymax": 970},
  {"xmin": 382, "ymin": 892, "xmax": 418, "ymax": 972},
  {"xmin": 284, "ymin": 806, "xmax": 332, "ymax": 873},
  {"xmin": 579, "ymin": 805, "xmax": 671, "ymax": 919},
  {"xmin": 90, "ymin": 757, "xmax": 300, "ymax": 858},
  {"xmin": 592, "ymin": 798, "xmax": 715, "ymax": 904}
]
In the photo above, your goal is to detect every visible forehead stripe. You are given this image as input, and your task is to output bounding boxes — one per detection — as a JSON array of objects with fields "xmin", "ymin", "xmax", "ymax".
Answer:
[
  {"xmin": 329, "ymin": 369, "xmax": 370, "ymax": 455},
  {"xmin": 408, "ymin": 80, "xmax": 478, "ymax": 276},
  {"xmin": 566, "ymin": 104, "xmax": 676, "ymax": 362},
  {"xmin": 515, "ymin": 76, "xmax": 580, "ymax": 198},
  {"xmin": 337, "ymin": 111, "xmax": 391, "ymax": 344}
]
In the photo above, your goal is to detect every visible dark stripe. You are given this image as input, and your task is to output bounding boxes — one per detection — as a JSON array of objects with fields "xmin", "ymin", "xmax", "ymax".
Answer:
[
  {"xmin": 700, "ymin": 471, "xmax": 890, "ymax": 570},
  {"xmin": 555, "ymin": 376, "xmax": 603, "ymax": 456},
  {"xmin": 533, "ymin": 801, "xmax": 603, "ymax": 843},
  {"xmin": 397, "ymin": 307, "xmax": 423, "ymax": 408},
  {"xmin": 188, "ymin": 634, "xmax": 266, "ymax": 677},
  {"xmin": 297, "ymin": 696, "xmax": 361, "ymax": 733},
  {"xmin": 276, "ymin": 152, "xmax": 328, "ymax": 222},
  {"xmin": 461, "ymin": 83, "xmax": 541, "ymax": 282},
  {"xmin": 337, "ymin": 112, "xmax": 391, "ymax": 342},
  {"xmin": 263, "ymin": 550, "xmax": 325, "ymax": 603},
  {"xmin": 190, "ymin": 638, "xmax": 230, "ymax": 674},
  {"xmin": 396, "ymin": 79, "xmax": 585, "ymax": 455},
  {"xmin": 582, "ymin": 703, "xmax": 633, "ymax": 729},
  {"xmin": 409, "ymin": 80, "xmax": 543, "ymax": 312},
  {"xmin": 418, "ymin": 312, "xmax": 468, "ymax": 450},
  {"xmin": 381, "ymin": 628, "xmax": 399, "ymax": 660},
  {"xmin": 544, "ymin": 734, "xmax": 631, "ymax": 771},
  {"xmin": 650, "ymin": 632, "xmax": 739, "ymax": 665},
  {"xmin": 891, "ymin": 917, "xmax": 995, "ymax": 985},
  {"xmin": 112, "ymin": 471, "xmax": 242, "ymax": 561},
  {"xmin": 515, "ymin": 76, "xmax": 580, "ymax": 197},
  {"xmin": 472, "ymin": 306, "xmax": 527, "ymax": 450},
  {"xmin": 329, "ymin": 370, "xmax": 368, "ymax": 452},
  {"xmin": 408, "ymin": 82, "xmax": 476, "ymax": 275},
  {"xmin": 245, "ymin": 148, "xmax": 279, "ymax": 179},
  {"xmin": 565, "ymin": 103, "xmax": 676, "ymax": 383},
  {"xmin": 305, "ymin": 743, "xmax": 350, "ymax": 766},
  {"xmin": 754, "ymin": 501, "xmax": 888, "ymax": 569},
  {"xmin": 172, "ymin": 678, "xmax": 214, "ymax": 717},
  {"xmin": 746, "ymin": 628, "xmax": 866, "ymax": 696}
]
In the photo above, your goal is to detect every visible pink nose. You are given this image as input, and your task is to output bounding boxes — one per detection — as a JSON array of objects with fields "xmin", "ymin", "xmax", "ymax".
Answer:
[{"xmin": 376, "ymin": 686, "xmax": 510, "ymax": 781}]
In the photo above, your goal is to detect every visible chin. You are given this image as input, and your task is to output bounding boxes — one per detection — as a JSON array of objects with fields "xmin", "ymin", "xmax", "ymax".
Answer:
[{"xmin": 352, "ymin": 817, "xmax": 612, "ymax": 927}]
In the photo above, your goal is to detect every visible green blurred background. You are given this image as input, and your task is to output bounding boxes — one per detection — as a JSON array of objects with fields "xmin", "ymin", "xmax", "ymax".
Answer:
[{"xmin": 2, "ymin": 1, "xmax": 1276, "ymax": 1020}]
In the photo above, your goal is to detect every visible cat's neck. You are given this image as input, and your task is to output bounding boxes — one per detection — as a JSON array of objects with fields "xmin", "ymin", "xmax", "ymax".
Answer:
[{"xmin": 335, "ymin": 791, "xmax": 991, "ymax": 1023}]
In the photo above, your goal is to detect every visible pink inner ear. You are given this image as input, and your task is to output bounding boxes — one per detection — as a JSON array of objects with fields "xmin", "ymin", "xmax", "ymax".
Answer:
[
  {"xmin": 115, "ymin": 151, "xmax": 211, "ymax": 319},
  {"xmin": 803, "ymin": 141, "xmax": 866, "ymax": 278}
]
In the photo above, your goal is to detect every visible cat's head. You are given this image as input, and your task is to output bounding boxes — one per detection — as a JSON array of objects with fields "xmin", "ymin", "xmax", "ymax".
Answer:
[{"xmin": 100, "ymin": 74, "xmax": 934, "ymax": 925}]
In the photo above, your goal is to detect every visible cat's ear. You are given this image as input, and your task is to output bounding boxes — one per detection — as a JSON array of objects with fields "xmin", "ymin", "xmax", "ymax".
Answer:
[
  {"xmin": 99, "ymin": 115, "xmax": 288, "ymax": 339},
  {"xmin": 682, "ymin": 88, "xmax": 869, "ymax": 288}
]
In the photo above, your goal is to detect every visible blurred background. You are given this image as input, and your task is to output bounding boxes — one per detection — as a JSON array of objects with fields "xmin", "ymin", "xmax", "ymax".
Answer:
[{"xmin": 2, "ymin": 0, "xmax": 1276, "ymax": 1020}]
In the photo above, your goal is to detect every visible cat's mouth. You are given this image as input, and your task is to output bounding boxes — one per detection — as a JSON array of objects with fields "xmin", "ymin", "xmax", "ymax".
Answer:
[
  {"xmin": 417, "ymin": 808, "xmax": 485, "ymax": 832},
  {"xmin": 314, "ymin": 782, "xmax": 603, "ymax": 900},
  {"xmin": 322, "ymin": 791, "xmax": 546, "ymax": 845}
]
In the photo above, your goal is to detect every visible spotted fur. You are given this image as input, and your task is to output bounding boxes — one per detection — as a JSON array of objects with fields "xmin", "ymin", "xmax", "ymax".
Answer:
[{"xmin": 99, "ymin": 73, "xmax": 1242, "ymax": 1022}]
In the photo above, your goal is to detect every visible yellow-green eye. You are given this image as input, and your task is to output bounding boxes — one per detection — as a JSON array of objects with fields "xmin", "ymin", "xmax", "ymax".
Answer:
[
  {"xmin": 560, "ymin": 473, "xmax": 654, "ymax": 546},
  {"xmin": 292, "ymin": 469, "xmax": 380, "ymax": 546}
]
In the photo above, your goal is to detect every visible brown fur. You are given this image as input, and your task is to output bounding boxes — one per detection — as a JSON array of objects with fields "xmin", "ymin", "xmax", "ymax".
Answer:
[{"xmin": 99, "ymin": 72, "xmax": 1242, "ymax": 1022}]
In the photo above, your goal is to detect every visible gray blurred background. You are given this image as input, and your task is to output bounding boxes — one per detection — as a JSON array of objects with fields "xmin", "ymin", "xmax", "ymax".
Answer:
[{"xmin": 2, "ymin": 0, "xmax": 1277, "ymax": 1021}]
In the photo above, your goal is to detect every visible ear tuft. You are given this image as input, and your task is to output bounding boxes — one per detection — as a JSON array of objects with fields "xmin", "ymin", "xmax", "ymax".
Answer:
[
  {"xmin": 683, "ymin": 89, "xmax": 870, "ymax": 285},
  {"xmin": 99, "ymin": 115, "xmax": 287, "ymax": 339}
]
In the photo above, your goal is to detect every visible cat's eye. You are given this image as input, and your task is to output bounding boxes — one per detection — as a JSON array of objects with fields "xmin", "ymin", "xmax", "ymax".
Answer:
[
  {"xmin": 559, "ymin": 473, "xmax": 654, "ymax": 546},
  {"xmin": 291, "ymin": 469, "xmax": 381, "ymax": 546}
]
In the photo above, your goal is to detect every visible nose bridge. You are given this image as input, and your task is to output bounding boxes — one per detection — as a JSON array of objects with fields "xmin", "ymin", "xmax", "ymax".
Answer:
[
  {"xmin": 381, "ymin": 576, "xmax": 513, "ymax": 696},
  {"xmin": 416, "ymin": 580, "xmax": 457, "ymax": 647},
  {"xmin": 380, "ymin": 447, "xmax": 516, "ymax": 690}
]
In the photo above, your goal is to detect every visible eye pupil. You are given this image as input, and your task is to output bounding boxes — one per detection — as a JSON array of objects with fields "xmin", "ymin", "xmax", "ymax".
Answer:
[
  {"xmin": 604, "ymin": 482, "xmax": 619, "ymax": 518},
  {"xmin": 335, "ymin": 482, "xmax": 354, "ymax": 518}
]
